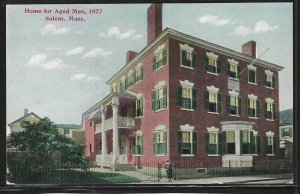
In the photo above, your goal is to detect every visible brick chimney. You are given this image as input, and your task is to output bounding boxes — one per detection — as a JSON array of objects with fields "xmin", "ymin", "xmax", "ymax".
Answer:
[
  {"xmin": 24, "ymin": 108, "xmax": 28, "ymax": 116},
  {"xmin": 242, "ymin": 40, "xmax": 256, "ymax": 57},
  {"xmin": 147, "ymin": 4, "xmax": 162, "ymax": 44},
  {"xmin": 126, "ymin": 50, "xmax": 138, "ymax": 63}
]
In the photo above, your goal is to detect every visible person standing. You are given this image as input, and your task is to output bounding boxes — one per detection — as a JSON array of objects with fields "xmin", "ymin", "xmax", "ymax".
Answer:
[{"xmin": 165, "ymin": 160, "xmax": 173, "ymax": 182}]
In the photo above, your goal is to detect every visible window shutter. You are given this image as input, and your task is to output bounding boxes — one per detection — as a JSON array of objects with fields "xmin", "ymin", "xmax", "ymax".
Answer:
[
  {"xmin": 177, "ymin": 86, "xmax": 182, "ymax": 107},
  {"xmin": 152, "ymin": 90, "xmax": 157, "ymax": 111},
  {"xmin": 237, "ymin": 65, "xmax": 241, "ymax": 78},
  {"xmin": 125, "ymin": 78, "xmax": 128, "ymax": 90},
  {"xmin": 141, "ymin": 66, "xmax": 144, "ymax": 80},
  {"xmin": 178, "ymin": 131, "xmax": 183, "ymax": 154},
  {"xmin": 227, "ymin": 95, "xmax": 230, "ymax": 114},
  {"xmin": 205, "ymin": 133, "xmax": 209, "ymax": 154},
  {"xmin": 141, "ymin": 97, "xmax": 144, "ymax": 116},
  {"xmin": 181, "ymin": 50, "xmax": 187, "ymax": 65},
  {"xmin": 217, "ymin": 60, "xmax": 221, "ymax": 74},
  {"xmin": 163, "ymin": 85, "xmax": 167, "ymax": 108},
  {"xmin": 152, "ymin": 55, "xmax": 157, "ymax": 71},
  {"xmin": 240, "ymin": 131, "xmax": 243, "ymax": 154},
  {"xmin": 250, "ymin": 131, "xmax": 254, "ymax": 154},
  {"xmin": 256, "ymin": 100, "xmax": 260, "ymax": 117},
  {"xmin": 272, "ymin": 76, "xmax": 276, "ymax": 88},
  {"xmin": 257, "ymin": 135, "xmax": 261, "ymax": 154},
  {"xmin": 192, "ymin": 88, "xmax": 197, "ymax": 109},
  {"xmin": 247, "ymin": 99, "xmax": 250, "ymax": 116},
  {"xmin": 264, "ymin": 74, "xmax": 267, "ymax": 86},
  {"xmin": 264, "ymin": 102, "xmax": 268, "ymax": 118},
  {"xmin": 273, "ymin": 137, "xmax": 276, "ymax": 154},
  {"xmin": 273, "ymin": 104, "xmax": 276, "ymax": 119},
  {"xmin": 162, "ymin": 49, "xmax": 167, "ymax": 65},
  {"xmin": 222, "ymin": 131, "xmax": 227, "ymax": 154},
  {"xmin": 238, "ymin": 97, "xmax": 242, "ymax": 115},
  {"xmin": 132, "ymin": 136, "xmax": 136, "ymax": 155},
  {"xmin": 192, "ymin": 52, "xmax": 197, "ymax": 68},
  {"xmin": 192, "ymin": 132, "xmax": 197, "ymax": 154},
  {"xmin": 218, "ymin": 133, "xmax": 222, "ymax": 155},
  {"xmin": 227, "ymin": 63, "xmax": 230, "ymax": 76},
  {"xmin": 217, "ymin": 93, "xmax": 222, "ymax": 113},
  {"xmin": 153, "ymin": 132, "xmax": 157, "ymax": 154},
  {"xmin": 204, "ymin": 57, "xmax": 208, "ymax": 71},
  {"xmin": 163, "ymin": 131, "xmax": 167, "ymax": 154},
  {"xmin": 265, "ymin": 136, "xmax": 268, "ymax": 154},
  {"xmin": 204, "ymin": 91, "xmax": 209, "ymax": 111}
]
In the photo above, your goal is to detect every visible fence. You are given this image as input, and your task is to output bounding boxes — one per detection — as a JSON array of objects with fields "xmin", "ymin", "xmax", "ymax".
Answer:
[{"xmin": 7, "ymin": 156, "xmax": 293, "ymax": 184}]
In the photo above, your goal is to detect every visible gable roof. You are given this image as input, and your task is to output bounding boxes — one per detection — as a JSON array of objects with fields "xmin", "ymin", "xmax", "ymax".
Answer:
[{"xmin": 8, "ymin": 112, "xmax": 42, "ymax": 127}]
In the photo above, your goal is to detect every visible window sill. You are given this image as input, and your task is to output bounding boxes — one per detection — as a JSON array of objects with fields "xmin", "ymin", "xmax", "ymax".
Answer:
[
  {"xmin": 265, "ymin": 86, "xmax": 274, "ymax": 89},
  {"xmin": 208, "ymin": 154, "xmax": 220, "ymax": 157},
  {"xmin": 181, "ymin": 154, "xmax": 195, "ymax": 157},
  {"xmin": 207, "ymin": 72, "xmax": 219, "ymax": 76},
  {"xmin": 135, "ymin": 116, "xmax": 143, "ymax": 119},
  {"xmin": 133, "ymin": 154, "xmax": 144, "ymax": 156},
  {"xmin": 181, "ymin": 108, "xmax": 194, "ymax": 112},
  {"xmin": 249, "ymin": 116, "xmax": 258, "ymax": 119},
  {"xmin": 153, "ymin": 65, "xmax": 165, "ymax": 73},
  {"xmin": 155, "ymin": 108, "xmax": 167, "ymax": 113},
  {"xmin": 230, "ymin": 114, "xmax": 240, "ymax": 117},
  {"xmin": 156, "ymin": 154, "xmax": 166, "ymax": 157},
  {"xmin": 180, "ymin": 64, "xmax": 194, "ymax": 70},
  {"xmin": 228, "ymin": 77, "xmax": 239, "ymax": 81},
  {"xmin": 208, "ymin": 112, "xmax": 219, "ymax": 115},
  {"xmin": 266, "ymin": 119, "xmax": 274, "ymax": 122},
  {"xmin": 267, "ymin": 154, "xmax": 275, "ymax": 156},
  {"xmin": 248, "ymin": 82, "xmax": 257, "ymax": 85}
]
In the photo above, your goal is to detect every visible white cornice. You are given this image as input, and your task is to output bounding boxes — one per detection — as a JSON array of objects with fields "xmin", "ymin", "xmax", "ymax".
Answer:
[
  {"xmin": 266, "ymin": 131, "xmax": 274, "ymax": 137},
  {"xmin": 180, "ymin": 80, "xmax": 194, "ymax": 88},
  {"xmin": 180, "ymin": 43, "xmax": 194, "ymax": 52},
  {"xmin": 155, "ymin": 124, "xmax": 166, "ymax": 131},
  {"xmin": 180, "ymin": 124, "xmax": 194, "ymax": 131},
  {"xmin": 229, "ymin": 90, "xmax": 239, "ymax": 97},
  {"xmin": 248, "ymin": 94, "xmax": 257, "ymax": 100},
  {"xmin": 136, "ymin": 130, "xmax": 143, "ymax": 135},
  {"xmin": 265, "ymin": 97, "xmax": 274, "ymax": 103},
  {"xmin": 206, "ymin": 52, "xmax": 219, "ymax": 59},
  {"xmin": 207, "ymin": 85, "xmax": 219, "ymax": 93},
  {"xmin": 228, "ymin": 58, "xmax": 239, "ymax": 65},
  {"xmin": 265, "ymin": 69, "xmax": 273, "ymax": 76},
  {"xmin": 154, "ymin": 44, "xmax": 166, "ymax": 54},
  {"xmin": 207, "ymin": 126, "xmax": 219, "ymax": 132},
  {"xmin": 154, "ymin": 81, "xmax": 166, "ymax": 90},
  {"xmin": 135, "ymin": 63, "xmax": 143, "ymax": 70},
  {"xmin": 247, "ymin": 64, "xmax": 257, "ymax": 71},
  {"xmin": 136, "ymin": 93, "xmax": 143, "ymax": 98}
]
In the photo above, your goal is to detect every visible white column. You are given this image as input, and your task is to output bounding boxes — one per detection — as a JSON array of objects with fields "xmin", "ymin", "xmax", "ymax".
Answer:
[
  {"xmin": 235, "ymin": 130, "xmax": 241, "ymax": 156},
  {"xmin": 101, "ymin": 105, "xmax": 107, "ymax": 168},
  {"xmin": 112, "ymin": 96, "xmax": 120, "ymax": 168}
]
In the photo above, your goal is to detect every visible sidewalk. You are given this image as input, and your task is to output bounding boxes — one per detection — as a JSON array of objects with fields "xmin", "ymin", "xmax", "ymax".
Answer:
[{"xmin": 139, "ymin": 173, "xmax": 293, "ymax": 184}]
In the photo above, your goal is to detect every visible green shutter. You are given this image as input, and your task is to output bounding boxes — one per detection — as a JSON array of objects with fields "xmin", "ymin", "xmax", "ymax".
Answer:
[
  {"xmin": 163, "ymin": 131, "xmax": 167, "ymax": 154},
  {"xmin": 132, "ymin": 136, "xmax": 136, "ymax": 155},
  {"xmin": 265, "ymin": 136, "xmax": 268, "ymax": 154},
  {"xmin": 153, "ymin": 132, "xmax": 157, "ymax": 154},
  {"xmin": 227, "ymin": 95, "xmax": 230, "ymax": 114},
  {"xmin": 272, "ymin": 76, "xmax": 276, "ymax": 88},
  {"xmin": 182, "ymin": 50, "xmax": 187, "ymax": 65},
  {"xmin": 247, "ymin": 99, "xmax": 250, "ymax": 116},
  {"xmin": 222, "ymin": 131, "xmax": 227, "ymax": 155},
  {"xmin": 178, "ymin": 131, "xmax": 183, "ymax": 154},
  {"xmin": 240, "ymin": 131, "xmax": 243, "ymax": 154},
  {"xmin": 152, "ymin": 90, "xmax": 157, "ymax": 111},
  {"xmin": 273, "ymin": 104, "xmax": 276, "ymax": 119},
  {"xmin": 162, "ymin": 49, "xmax": 167, "ymax": 65},
  {"xmin": 141, "ymin": 66, "xmax": 144, "ymax": 80},
  {"xmin": 227, "ymin": 63, "xmax": 230, "ymax": 76},
  {"xmin": 205, "ymin": 133, "xmax": 209, "ymax": 154},
  {"xmin": 141, "ymin": 135, "xmax": 144, "ymax": 155},
  {"xmin": 204, "ymin": 57, "xmax": 208, "ymax": 71},
  {"xmin": 204, "ymin": 91, "xmax": 209, "ymax": 111},
  {"xmin": 192, "ymin": 52, "xmax": 197, "ymax": 68},
  {"xmin": 192, "ymin": 88, "xmax": 197, "ymax": 109},
  {"xmin": 257, "ymin": 135, "xmax": 261, "ymax": 154},
  {"xmin": 256, "ymin": 100, "xmax": 260, "ymax": 117},
  {"xmin": 177, "ymin": 86, "xmax": 182, "ymax": 107},
  {"xmin": 217, "ymin": 93, "xmax": 222, "ymax": 113},
  {"xmin": 237, "ymin": 65, "xmax": 241, "ymax": 78},
  {"xmin": 273, "ymin": 137, "xmax": 276, "ymax": 154},
  {"xmin": 264, "ymin": 74, "xmax": 267, "ymax": 86},
  {"xmin": 163, "ymin": 85, "xmax": 167, "ymax": 108},
  {"xmin": 141, "ymin": 97, "xmax": 144, "ymax": 116},
  {"xmin": 250, "ymin": 131, "xmax": 254, "ymax": 154},
  {"xmin": 218, "ymin": 133, "xmax": 222, "ymax": 155},
  {"xmin": 152, "ymin": 56, "xmax": 157, "ymax": 71},
  {"xmin": 192, "ymin": 132, "xmax": 197, "ymax": 154},
  {"xmin": 217, "ymin": 60, "xmax": 221, "ymax": 74},
  {"xmin": 238, "ymin": 97, "xmax": 242, "ymax": 115},
  {"xmin": 125, "ymin": 78, "xmax": 128, "ymax": 90},
  {"xmin": 264, "ymin": 102, "xmax": 268, "ymax": 118}
]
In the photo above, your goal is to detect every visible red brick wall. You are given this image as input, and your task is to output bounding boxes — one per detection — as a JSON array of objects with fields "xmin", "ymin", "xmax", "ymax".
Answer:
[
  {"xmin": 242, "ymin": 41, "xmax": 256, "ymax": 57},
  {"xmin": 84, "ymin": 115, "xmax": 95, "ymax": 159},
  {"xmin": 147, "ymin": 4, "xmax": 162, "ymax": 44}
]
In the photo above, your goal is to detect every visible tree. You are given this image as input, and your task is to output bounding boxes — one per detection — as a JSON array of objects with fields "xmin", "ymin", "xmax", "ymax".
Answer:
[{"xmin": 7, "ymin": 117, "xmax": 87, "ymax": 165}]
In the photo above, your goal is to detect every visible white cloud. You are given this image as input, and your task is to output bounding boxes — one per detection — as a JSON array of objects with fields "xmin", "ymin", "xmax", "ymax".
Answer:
[
  {"xmin": 132, "ymin": 34, "xmax": 143, "ymax": 40},
  {"xmin": 99, "ymin": 26, "xmax": 140, "ymax": 40},
  {"xmin": 230, "ymin": 20, "xmax": 279, "ymax": 37},
  {"xmin": 86, "ymin": 76, "xmax": 100, "ymax": 82},
  {"xmin": 70, "ymin": 73, "xmax": 87, "ymax": 81},
  {"xmin": 82, "ymin": 48, "xmax": 113, "ymax": 58},
  {"xmin": 27, "ymin": 54, "xmax": 47, "ymax": 66},
  {"xmin": 66, "ymin": 47, "xmax": 84, "ymax": 55},
  {"xmin": 43, "ymin": 58, "xmax": 67, "ymax": 70},
  {"xmin": 253, "ymin": 20, "xmax": 279, "ymax": 33},
  {"xmin": 40, "ymin": 24, "xmax": 70, "ymax": 35},
  {"xmin": 199, "ymin": 15, "xmax": 231, "ymax": 27}
]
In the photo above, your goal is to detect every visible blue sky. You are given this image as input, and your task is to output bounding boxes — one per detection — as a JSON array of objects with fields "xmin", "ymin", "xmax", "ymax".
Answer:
[{"xmin": 6, "ymin": 3, "xmax": 293, "ymax": 128}]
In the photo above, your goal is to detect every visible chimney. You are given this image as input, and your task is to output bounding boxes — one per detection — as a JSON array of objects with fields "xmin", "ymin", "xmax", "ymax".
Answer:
[
  {"xmin": 147, "ymin": 4, "xmax": 162, "ymax": 44},
  {"xmin": 24, "ymin": 108, "xmax": 28, "ymax": 116},
  {"xmin": 242, "ymin": 40, "xmax": 256, "ymax": 57},
  {"xmin": 126, "ymin": 50, "xmax": 138, "ymax": 63}
]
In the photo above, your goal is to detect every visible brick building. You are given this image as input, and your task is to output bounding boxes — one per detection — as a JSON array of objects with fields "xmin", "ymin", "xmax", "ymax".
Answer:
[{"xmin": 82, "ymin": 4, "xmax": 283, "ymax": 169}]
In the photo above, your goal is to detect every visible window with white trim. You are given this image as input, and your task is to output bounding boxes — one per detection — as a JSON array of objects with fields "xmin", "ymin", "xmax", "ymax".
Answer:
[
  {"xmin": 180, "ymin": 44, "xmax": 196, "ymax": 68},
  {"xmin": 153, "ymin": 130, "xmax": 167, "ymax": 154},
  {"xmin": 136, "ymin": 96, "xmax": 143, "ymax": 117},
  {"xmin": 248, "ymin": 70, "xmax": 256, "ymax": 83},
  {"xmin": 204, "ymin": 90, "xmax": 221, "ymax": 113},
  {"xmin": 228, "ymin": 63, "xmax": 241, "ymax": 79},
  {"xmin": 205, "ymin": 132, "xmax": 220, "ymax": 154},
  {"xmin": 205, "ymin": 52, "xmax": 221, "ymax": 74},
  {"xmin": 226, "ymin": 131, "xmax": 236, "ymax": 154},
  {"xmin": 152, "ymin": 84, "xmax": 167, "ymax": 111},
  {"xmin": 227, "ymin": 95, "xmax": 241, "ymax": 116},
  {"xmin": 153, "ymin": 47, "xmax": 167, "ymax": 71},
  {"xmin": 177, "ymin": 81, "xmax": 197, "ymax": 110},
  {"xmin": 132, "ymin": 133, "xmax": 144, "ymax": 155},
  {"xmin": 247, "ymin": 95, "xmax": 260, "ymax": 118},
  {"xmin": 264, "ymin": 100, "xmax": 276, "ymax": 120},
  {"xmin": 240, "ymin": 131, "xmax": 260, "ymax": 154},
  {"xmin": 264, "ymin": 70, "xmax": 275, "ymax": 88},
  {"xmin": 136, "ymin": 66, "xmax": 144, "ymax": 83},
  {"xmin": 178, "ymin": 131, "xmax": 197, "ymax": 155},
  {"xmin": 266, "ymin": 135, "xmax": 276, "ymax": 155}
]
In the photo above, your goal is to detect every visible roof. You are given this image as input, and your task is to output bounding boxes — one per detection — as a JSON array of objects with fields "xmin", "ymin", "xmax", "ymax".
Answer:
[
  {"xmin": 107, "ymin": 28, "xmax": 284, "ymax": 85},
  {"xmin": 8, "ymin": 112, "xmax": 42, "ymax": 127},
  {"xmin": 56, "ymin": 124, "xmax": 82, "ymax": 129}
]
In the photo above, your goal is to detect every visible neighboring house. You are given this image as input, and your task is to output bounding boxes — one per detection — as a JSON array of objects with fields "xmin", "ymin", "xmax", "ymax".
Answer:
[
  {"xmin": 8, "ymin": 109, "xmax": 41, "ymax": 133},
  {"xmin": 56, "ymin": 124, "xmax": 85, "ymax": 145},
  {"xmin": 279, "ymin": 109, "xmax": 293, "ymax": 158},
  {"xmin": 82, "ymin": 4, "xmax": 283, "ymax": 169}
]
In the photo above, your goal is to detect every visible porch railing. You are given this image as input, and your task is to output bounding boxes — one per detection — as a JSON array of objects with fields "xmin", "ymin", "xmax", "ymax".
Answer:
[{"xmin": 95, "ymin": 117, "xmax": 135, "ymax": 133}]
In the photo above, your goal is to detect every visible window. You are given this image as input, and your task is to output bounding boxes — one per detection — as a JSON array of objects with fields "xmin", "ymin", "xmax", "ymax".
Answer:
[
  {"xmin": 177, "ymin": 86, "xmax": 197, "ymax": 110},
  {"xmin": 248, "ymin": 69, "xmax": 256, "ymax": 84},
  {"xmin": 153, "ymin": 48, "xmax": 167, "ymax": 71},
  {"xmin": 266, "ymin": 136, "xmax": 276, "ymax": 155},
  {"xmin": 120, "ymin": 80, "xmax": 126, "ymax": 92},
  {"xmin": 64, "ymin": 128, "xmax": 70, "ymax": 135},
  {"xmin": 152, "ymin": 85, "xmax": 167, "ymax": 111},
  {"xmin": 178, "ymin": 131, "xmax": 197, "ymax": 155},
  {"xmin": 181, "ymin": 50, "xmax": 196, "ymax": 68},
  {"xmin": 205, "ymin": 57, "xmax": 221, "ymax": 74},
  {"xmin": 228, "ymin": 63, "xmax": 241, "ymax": 79},
  {"xmin": 127, "ymin": 72, "xmax": 136, "ymax": 88},
  {"xmin": 204, "ymin": 91, "xmax": 221, "ymax": 113},
  {"xmin": 136, "ymin": 97, "xmax": 143, "ymax": 117},
  {"xmin": 205, "ymin": 133, "xmax": 221, "ymax": 154},
  {"xmin": 227, "ymin": 95, "xmax": 241, "ymax": 115},
  {"xmin": 153, "ymin": 131, "xmax": 167, "ymax": 154},
  {"xmin": 247, "ymin": 98, "xmax": 260, "ymax": 118},
  {"xmin": 281, "ymin": 127, "xmax": 292, "ymax": 138},
  {"xmin": 226, "ymin": 131, "xmax": 236, "ymax": 154},
  {"xmin": 132, "ymin": 134, "xmax": 144, "ymax": 155},
  {"xmin": 120, "ymin": 139, "xmax": 126, "ymax": 155},
  {"xmin": 265, "ymin": 102, "xmax": 276, "ymax": 120},
  {"xmin": 89, "ymin": 121, "xmax": 92, "ymax": 127},
  {"xmin": 240, "ymin": 131, "xmax": 260, "ymax": 154},
  {"xmin": 264, "ymin": 71, "xmax": 275, "ymax": 88},
  {"xmin": 136, "ymin": 66, "xmax": 144, "ymax": 83},
  {"xmin": 90, "ymin": 144, "xmax": 92, "ymax": 153}
]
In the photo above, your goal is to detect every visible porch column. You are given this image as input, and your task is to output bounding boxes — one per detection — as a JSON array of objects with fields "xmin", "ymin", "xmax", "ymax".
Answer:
[
  {"xmin": 101, "ymin": 105, "xmax": 107, "ymax": 168},
  {"xmin": 235, "ymin": 130, "xmax": 241, "ymax": 156},
  {"xmin": 112, "ymin": 96, "xmax": 119, "ymax": 168}
]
